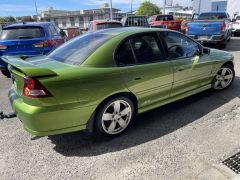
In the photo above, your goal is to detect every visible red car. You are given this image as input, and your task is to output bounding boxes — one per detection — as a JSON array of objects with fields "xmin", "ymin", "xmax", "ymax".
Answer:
[
  {"xmin": 149, "ymin": 14, "xmax": 182, "ymax": 31},
  {"xmin": 88, "ymin": 20, "xmax": 122, "ymax": 32}
]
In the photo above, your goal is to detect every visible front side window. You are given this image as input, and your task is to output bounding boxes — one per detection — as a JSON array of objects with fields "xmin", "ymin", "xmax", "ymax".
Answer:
[
  {"xmin": 162, "ymin": 32, "xmax": 200, "ymax": 59},
  {"xmin": 48, "ymin": 33, "xmax": 113, "ymax": 65}
]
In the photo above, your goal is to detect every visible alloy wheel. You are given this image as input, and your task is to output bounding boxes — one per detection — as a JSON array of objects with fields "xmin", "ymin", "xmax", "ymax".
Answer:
[
  {"xmin": 101, "ymin": 100, "xmax": 132, "ymax": 135},
  {"xmin": 213, "ymin": 67, "xmax": 234, "ymax": 90}
]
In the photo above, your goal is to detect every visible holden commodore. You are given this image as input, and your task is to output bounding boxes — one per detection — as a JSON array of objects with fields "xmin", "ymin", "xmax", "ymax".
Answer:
[{"xmin": 3, "ymin": 28, "xmax": 235, "ymax": 137}]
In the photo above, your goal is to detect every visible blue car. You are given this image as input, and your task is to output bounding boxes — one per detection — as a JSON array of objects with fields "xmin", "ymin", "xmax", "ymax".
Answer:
[
  {"xmin": 186, "ymin": 12, "xmax": 232, "ymax": 49},
  {"xmin": 0, "ymin": 22, "xmax": 65, "ymax": 77}
]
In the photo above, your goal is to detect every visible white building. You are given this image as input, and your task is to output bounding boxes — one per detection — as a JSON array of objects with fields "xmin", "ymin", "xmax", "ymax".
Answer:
[
  {"xmin": 40, "ymin": 4, "xmax": 125, "ymax": 29},
  {"xmin": 193, "ymin": 0, "xmax": 240, "ymax": 18}
]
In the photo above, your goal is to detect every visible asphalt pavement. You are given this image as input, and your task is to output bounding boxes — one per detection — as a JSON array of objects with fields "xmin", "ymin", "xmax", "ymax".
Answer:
[{"xmin": 0, "ymin": 37, "xmax": 240, "ymax": 180}]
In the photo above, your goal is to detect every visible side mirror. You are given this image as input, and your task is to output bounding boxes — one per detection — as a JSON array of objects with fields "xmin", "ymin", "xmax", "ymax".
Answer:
[
  {"xmin": 60, "ymin": 29, "xmax": 66, "ymax": 37},
  {"xmin": 203, "ymin": 47, "xmax": 210, "ymax": 54},
  {"xmin": 232, "ymin": 19, "xmax": 236, "ymax": 22}
]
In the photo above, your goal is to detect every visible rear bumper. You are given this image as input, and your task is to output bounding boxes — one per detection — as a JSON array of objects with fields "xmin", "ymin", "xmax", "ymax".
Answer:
[
  {"xmin": 232, "ymin": 29, "xmax": 240, "ymax": 34},
  {"xmin": 188, "ymin": 34, "xmax": 225, "ymax": 43},
  {"xmin": 8, "ymin": 88, "xmax": 96, "ymax": 136}
]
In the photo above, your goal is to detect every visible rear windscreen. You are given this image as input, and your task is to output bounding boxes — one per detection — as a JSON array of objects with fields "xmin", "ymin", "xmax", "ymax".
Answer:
[
  {"xmin": 48, "ymin": 32, "xmax": 113, "ymax": 65},
  {"xmin": 0, "ymin": 26, "xmax": 45, "ymax": 40},
  {"xmin": 156, "ymin": 15, "xmax": 174, "ymax": 21},
  {"xmin": 96, "ymin": 23, "xmax": 122, "ymax": 30},
  {"xmin": 198, "ymin": 13, "xmax": 227, "ymax": 20}
]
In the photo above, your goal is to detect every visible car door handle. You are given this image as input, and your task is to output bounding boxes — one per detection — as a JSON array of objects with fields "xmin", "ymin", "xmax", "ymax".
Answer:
[
  {"xmin": 176, "ymin": 67, "xmax": 185, "ymax": 71},
  {"xmin": 134, "ymin": 77, "xmax": 143, "ymax": 81}
]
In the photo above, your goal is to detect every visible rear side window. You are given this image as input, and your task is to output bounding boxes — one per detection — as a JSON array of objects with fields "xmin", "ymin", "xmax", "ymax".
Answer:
[
  {"xmin": 115, "ymin": 40, "xmax": 135, "ymax": 66},
  {"xmin": 48, "ymin": 33, "xmax": 113, "ymax": 65},
  {"xmin": 0, "ymin": 26, "xmax": 45, "ymax": 40},
  {"xmin": 115, "ymin": 33, "xmax": 164, "ymax": 66},
  {"xmin": 96, "ymin": 23, "xmax": 122, "ymax": 30},
  {"xmin": 131, "ymin": 34, "xmax": 164, "ymax": 64}
]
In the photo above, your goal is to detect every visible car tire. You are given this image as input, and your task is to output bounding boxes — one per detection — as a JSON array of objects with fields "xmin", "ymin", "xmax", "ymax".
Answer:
[
  {"xmin": 212, "ymin": 65, "xmax": 235, "ymax": 91},
  {"xmin": 1, "ymin": 69, "xmax": 11, "ymax": 78},
  {"xmin": 95, "ymin": 97, "xmax": 135, "ymax": 136}
]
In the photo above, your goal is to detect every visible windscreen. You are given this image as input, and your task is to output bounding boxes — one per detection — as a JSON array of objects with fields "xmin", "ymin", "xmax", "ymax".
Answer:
[
  {"xmin": 48, "ymin": 32, "xmax": 113, "ymax": 65},
  {"xmin": 96, "ymin": 23, "xmax": 122, "ymax": 30},
  {"xmin": 198, "ymin": 13, "xmax": 227, "ymax": 20},
  {"xmin": 236, "ymin": 16, "xmax": 240, "ymax": 20},
  {"xmin": 0, "ymin": 26, "xmax": 45, "ymax": 40}
]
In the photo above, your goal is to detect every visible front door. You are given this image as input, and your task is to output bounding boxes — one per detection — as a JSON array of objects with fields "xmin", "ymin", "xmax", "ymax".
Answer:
[
  {"xmin": 115, "ymin": 33, "xmax": 173, "ymax": 109},
  {"xmin": 160, "ymin": 31, "xmax": 213, "ymax": 97}
]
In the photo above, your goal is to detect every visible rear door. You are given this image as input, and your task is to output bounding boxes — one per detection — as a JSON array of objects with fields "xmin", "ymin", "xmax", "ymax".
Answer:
[
  {"xmin": 115, "ymin": 32, "xmax": 173, "ymax": 109},
  {"xmin": 0, "ymin": 26, "xmax": 47, "ymax": 56},
  {"xmin": 160, "ymin": 31, "xmax": 213, "ymax": 97}
]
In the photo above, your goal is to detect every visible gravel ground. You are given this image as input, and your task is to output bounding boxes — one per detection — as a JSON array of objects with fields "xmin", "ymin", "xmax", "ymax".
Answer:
[{"xmin": 0, "ymin": 37, "xmax": 240, "ymax": 180}]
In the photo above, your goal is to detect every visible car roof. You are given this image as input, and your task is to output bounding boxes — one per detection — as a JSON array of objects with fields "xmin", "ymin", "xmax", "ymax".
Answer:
[
  {"xmin": 96, "ymin": 27, "xmax": 167, "ymax": 36},
  {"xmin": 3, "ymin": 22, "xmax": 52, "ymax": 29}
]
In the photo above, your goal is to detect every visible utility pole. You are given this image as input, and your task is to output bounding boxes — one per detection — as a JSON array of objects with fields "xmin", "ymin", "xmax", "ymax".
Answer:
[
  {"xmin": 163, "ymin": 0, "xmax": 166, "ymax": 14},
  {"xmin": 198, "ymin": 0, "xmax": 202, "ymax": 14},
  {"xmin": 131, "ymin": 0, "xmax": 133, "ymax": 14},
  {"xmin": 110, "ymin": 0, "xmax": 113, "ymax": 20},
  {"xmin": 34, "ymin": 0, "xmax": 39, "ymax": 16}
]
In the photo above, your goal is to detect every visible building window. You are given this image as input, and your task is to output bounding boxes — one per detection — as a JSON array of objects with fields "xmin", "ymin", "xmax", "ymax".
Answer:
[
  {"xmin": 62, "ymin": 19, "xmax": 67, "ymax": 27},
  {"xmin": 70, "ymin": 17, "xmax": 75, "ymax": 26}
]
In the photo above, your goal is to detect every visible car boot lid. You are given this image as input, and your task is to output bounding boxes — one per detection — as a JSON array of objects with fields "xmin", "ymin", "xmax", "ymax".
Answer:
[{"xmin": 2, "ymin": 55, "xmax": 58, "ymax": 77}]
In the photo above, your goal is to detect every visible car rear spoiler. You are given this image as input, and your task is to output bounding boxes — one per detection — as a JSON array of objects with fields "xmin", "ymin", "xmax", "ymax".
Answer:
[{"xmin": 2, "ymin": 56, "xmax": 58, "ymax": 77}]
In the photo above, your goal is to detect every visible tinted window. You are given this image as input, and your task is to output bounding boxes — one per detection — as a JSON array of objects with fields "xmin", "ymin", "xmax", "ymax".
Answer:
[
  {"xmin": 96, "ymin": 23, "xmax": 122, "ymax": 30},
  {"xmin": 0, "ymin": 26, "xmax": 45, "ymax": 40},
  {"xmin": 48, "ymin": 33, "xmax": 113, "ymax": 65},
  {"xmin": 198, "ymin": 13, "xmax": 227, "ymax": 20},
  {"xmin": 163, "ymin": 32, "xmax": 200, "ymax": 59},
  {"xmin": 236, "ymin": 16, "xmax": 240, "ymax": 20},
  {"xmin": 131, "ymin": 34, "xmax": 164, "ymax": 64},
  {"xmin": 156, "ymin": 15, "xmax": 174, "ymax": 21},
  {"xmin": 115, "ymin": 40, "xmax": 135, "ymax": 66}
]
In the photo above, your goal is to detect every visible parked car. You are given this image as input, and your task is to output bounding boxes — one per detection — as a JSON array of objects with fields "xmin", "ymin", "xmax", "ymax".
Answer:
[
  {"xmin": 149, "ymin": 14, "xmax": 182, "ymax": 31},
  {"xmin": 4, "ymin": 28, "xmax": 235, "ymax": 137},
  {"xmin": 121, "ymin": 16, "xmax": 149, "ymax": 27},
  {"xmin": 186, "ymin": 12, "xmax": 232, "ymax": 48},
  {"xmin": 88, "ymin": 20, "xmax": 122, "ymax": 32},
  {"xmin": 232, "ymin": 15, "xmax": 240, "ymax": 36},
  {"xmin": 0, "ymin": 22, "xmax": 65, "ymax": 77}
]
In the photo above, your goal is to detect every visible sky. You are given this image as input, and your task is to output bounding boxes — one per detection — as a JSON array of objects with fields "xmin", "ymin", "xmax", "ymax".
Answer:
[{"xmin": 0, "ymin": 0, "xmax": 192, "ymax": 17}]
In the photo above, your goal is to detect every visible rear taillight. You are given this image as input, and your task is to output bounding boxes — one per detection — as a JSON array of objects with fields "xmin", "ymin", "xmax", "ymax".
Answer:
[
  {"xmin": 23, "ymin": 76, "xmax": 51, "ymax": 98},
  {"xmin": 0, "ymin": 45, "xmax": 7, "ymax": 50},
  {"xmin": 34, "ymin": 40, "xmax": 55, "ymax": 48},
  {"xmin": 221, "ymin": 23, "xmax": 226, "ymax": 32}
]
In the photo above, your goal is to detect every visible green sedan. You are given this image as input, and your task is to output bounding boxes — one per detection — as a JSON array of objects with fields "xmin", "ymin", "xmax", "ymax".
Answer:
[{"xmin": 4, "ymin": 28, "xmax": 235, "ymax": 136}]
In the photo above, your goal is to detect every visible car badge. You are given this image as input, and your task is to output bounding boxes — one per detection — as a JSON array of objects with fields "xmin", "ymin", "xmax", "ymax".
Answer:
[{"xmin": 203, "ymin": 27, "xmax": 206, "ymax": 30}]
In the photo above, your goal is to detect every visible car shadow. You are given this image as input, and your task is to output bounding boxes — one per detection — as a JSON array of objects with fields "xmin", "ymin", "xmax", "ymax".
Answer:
[
  {"xmin": 48, "ymin": 76, "xmax": 240, "ymax": 157},
  {"xmin": 204, "ymin": 37, "xmax": 240, "ymax": 52}
]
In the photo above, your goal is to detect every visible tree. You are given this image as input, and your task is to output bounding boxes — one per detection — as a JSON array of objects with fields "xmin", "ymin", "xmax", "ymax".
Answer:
[
  {"xmin": 136, "ymin": 1, "xmax": 160, "ymax": 16},
  {"xmin": 4, "ymin": 16, "xmax": 16, "ymax": 23},
  {"xmin": 21, "ymin": 16, "xmax": 34, "ymax": 22}
]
